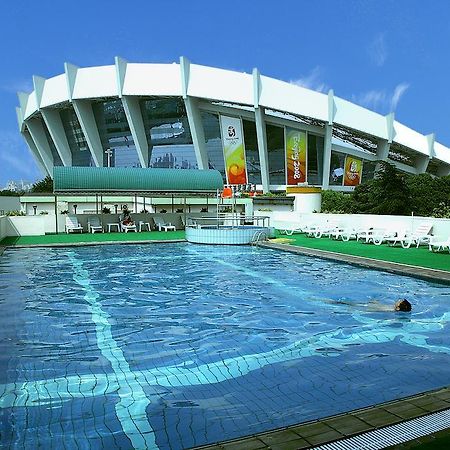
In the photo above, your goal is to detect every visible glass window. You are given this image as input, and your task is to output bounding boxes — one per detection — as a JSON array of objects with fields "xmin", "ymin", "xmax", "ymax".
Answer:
[
  {"xmin": 92, "ymin": 99, "xmax": 141, "ymax": 167},
  {"xmin": 266, "ymin": 124, "xmax": 285, "ymax": 185},
  {"xmin": 201, "ymin": 111, "xmax": 226, "ymax": 181},
  {"xmin": 307, "ymin": 134, "xmax": 324, "ymax": 185},
  {"xmin": 361, "ymin": 160, "xmax": 376, "ymax": 182},
  {"xmin": 329, "ymin": 152, "xmax": 346, "ymax": 186},
  {"xmin": 242, "ymin": 120, "xmax": 261, "ymax": 184},
  {"xmin": 141, "ymin": 97, "xmax": 197, "ymax": 169},
  {"xmin": 60, "ymin": 107, "xmax": 93, "ymax": 166}
]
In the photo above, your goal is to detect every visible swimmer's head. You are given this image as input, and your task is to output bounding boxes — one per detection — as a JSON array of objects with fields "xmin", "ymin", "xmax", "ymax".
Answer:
[{"xmin": 395, "ymin": 299, "xmax": 412, "ymax": 312}]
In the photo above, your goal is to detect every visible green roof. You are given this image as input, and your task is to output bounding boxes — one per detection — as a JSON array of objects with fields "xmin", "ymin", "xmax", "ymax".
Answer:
[{"xmin": 53, "ymin": 167, "xmax": 223, "ymax": 194}]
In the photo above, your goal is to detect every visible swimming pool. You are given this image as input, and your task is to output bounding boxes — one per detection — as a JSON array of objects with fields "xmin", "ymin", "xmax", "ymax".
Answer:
[{"xmin": 0, "ymin": 243, "xmax": 449, "ymax": 449}]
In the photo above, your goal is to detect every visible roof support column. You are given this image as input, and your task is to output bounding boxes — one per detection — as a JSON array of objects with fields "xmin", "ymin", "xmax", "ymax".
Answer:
[
  {"xmin": 253, "ymin": 68, "xmax": 270, "ymax": 193},
  {"xmin": 26, "ymin": 119, "xmax": 54, "ymax": 175},
  {"xmin": 21, "ymin": 128, "xmax": 49, "ymax": 176},
  {"xmin": 254, "ymin": 106, "xmax": 270, "ymax": 193},
  {"xmin": 41, "ymin": 109, "xmax": 73, "ymax": 166},
  {"xmin": 180, "ymin": 56, "xmax": 208, "ymax": 169},
  {"xmin": 321, "ymin": 90, "xmax": 335, "ymax": 190},
  {"xmin": 72, "ymin": 99, "xmax": 104, "ymax": 167},
  {"xmin": 121, "ymin": 96, "xmax": 149, "ymax": 168},
  {"xmin": 184, "ymin": 97, "xmax": 208, "ymax": 169}
]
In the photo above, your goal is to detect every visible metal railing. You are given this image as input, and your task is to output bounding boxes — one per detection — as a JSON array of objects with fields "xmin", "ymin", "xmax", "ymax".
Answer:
[{"xmin": 186, "ymin": 214, "xmax": 270, "ymax": 230}]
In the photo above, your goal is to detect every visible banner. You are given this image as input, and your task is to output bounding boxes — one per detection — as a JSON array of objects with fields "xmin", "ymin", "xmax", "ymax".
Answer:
[
  {"xmin": 285, "ymin": 128, "xmax": 307, "ymax": 185},
  {"xmin": 343, "ymin": 156, "xmax": 363, "ymax": 186},
  {"xmin": 220, "ymin": 116, "xmax": 247, "ymax": 185}
]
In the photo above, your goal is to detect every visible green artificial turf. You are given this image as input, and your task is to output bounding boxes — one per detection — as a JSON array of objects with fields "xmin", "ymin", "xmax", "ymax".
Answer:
[
  {"xmin": 274, "ymin": 231, "xmax": 450, "ymax": 272},
  {"xmin": 0, "ymin": 230, "xmax": 186, "ymax": 246}
]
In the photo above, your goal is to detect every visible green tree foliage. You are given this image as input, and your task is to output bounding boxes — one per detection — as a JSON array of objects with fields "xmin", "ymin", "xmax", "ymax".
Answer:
[
  {"xmin": 31, "ymin": 176, "xmax": 53, "ymax": 193},
  {"xmin": 320, "ymin": 190, "xmax": 354, "ymax": 213},
  {"xmin": 322, "ymin": 162, "xmax": 450, "ymax": 217},
  {"xmin": 0, "ymin": 190, "xmax": 21, "ymax": 196}
]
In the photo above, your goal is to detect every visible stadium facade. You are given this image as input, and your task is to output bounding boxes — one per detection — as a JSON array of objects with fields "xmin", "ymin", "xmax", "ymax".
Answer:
[{"xmin": 16, "ymin": 57, "xmax": 450, "ymax": 193}]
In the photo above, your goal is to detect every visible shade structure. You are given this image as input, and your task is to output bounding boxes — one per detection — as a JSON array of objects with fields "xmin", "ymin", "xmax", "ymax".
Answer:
[{"xmin": 53, "ymin": 167, "xmax": 223, "ymax": 194}]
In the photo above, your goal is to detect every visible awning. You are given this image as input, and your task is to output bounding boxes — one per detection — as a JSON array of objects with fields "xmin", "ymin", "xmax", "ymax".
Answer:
[{"xmin": 53, "ymin": 167, "xmax": 223, "ymax": 195}]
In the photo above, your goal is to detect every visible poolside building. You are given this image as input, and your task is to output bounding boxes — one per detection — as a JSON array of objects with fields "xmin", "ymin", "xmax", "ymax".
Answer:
[{"xmin": 16, "ymin": 57, "xmax": 450, "ymax": 194}]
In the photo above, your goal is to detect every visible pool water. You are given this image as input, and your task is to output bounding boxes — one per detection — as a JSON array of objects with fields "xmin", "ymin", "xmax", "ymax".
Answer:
[{"xmin": 0, "ymin": 243, "xmax": 449, "ymax": 449}]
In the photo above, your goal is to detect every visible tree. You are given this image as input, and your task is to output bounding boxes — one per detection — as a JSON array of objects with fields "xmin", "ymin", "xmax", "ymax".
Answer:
[
  {"xmin": 352, "ymin": 162, "xmax": 411, "ymax": 215},
  {"xmin": 31, "ymin": 176, "xmax": 53, "ymax": 193}
]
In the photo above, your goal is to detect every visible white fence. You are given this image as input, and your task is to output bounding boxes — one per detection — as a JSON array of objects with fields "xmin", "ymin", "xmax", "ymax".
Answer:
[{"xmin": 256, "ymin": 211, "xmax": 450, "ymax": 240}]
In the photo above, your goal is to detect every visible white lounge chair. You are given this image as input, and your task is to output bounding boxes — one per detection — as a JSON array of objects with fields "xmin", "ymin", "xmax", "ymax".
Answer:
[
  {"xmin": 119, "ymin": 215, "xmax": 137, "ymax": 233},
  {"xmin": 399, "ymin": 223, "xmax": 433, "ymax": 248},
  {"xmin": 65, "ymin": 215, "xmax": 83, "ymax": 234},
  {"xmin": 428, "ymin": 236, "xmax": 450, "ymax": 253},
  {"xmin": 154, "ymin": 217, "xmax": 176, "ymax": 232},
  {"xmin": 370, "ymin": 228, "xmax": 401, "ymax": 246},
  {"xmin": 283, "ymin": 222, "xmax": 317, "ymax": 235},
  {"xmin": 331, "ymin": 227, "xmax": 361, "ymax": 241},
  {"xmin": 307, "ymin": 222, "xmax": 342, "ymax": 238},
  {"xmin": 87, "ymin": 216, "xmax": 103, "ymax": 233}
]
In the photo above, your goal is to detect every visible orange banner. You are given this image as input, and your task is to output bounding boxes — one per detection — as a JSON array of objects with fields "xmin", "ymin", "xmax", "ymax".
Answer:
[{"xmin": 343, "ymin": 156, "xmax": 363, "ymax": 186}]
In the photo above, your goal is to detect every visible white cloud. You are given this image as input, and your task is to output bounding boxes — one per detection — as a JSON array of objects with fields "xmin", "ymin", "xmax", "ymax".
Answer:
[
  {"xmin": 1, "ymin": 79, "xmax": 33, "ymax": 93},
  {"xmin": 352, "ymin": 83, "xmax": 410, "ymax": 113},
  {"xmin": 368, "ymin": 33, "xmax": 387, "ymax": 67},
  {"xmin": 289, "ymin": 66, "xmax": 329, "ymax": 93}
]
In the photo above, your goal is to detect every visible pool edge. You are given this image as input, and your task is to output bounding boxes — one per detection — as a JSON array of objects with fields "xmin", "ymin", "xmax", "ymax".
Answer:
[
  {"xmin": 258, "ymin": 241, "xmax": 450, "ymax": 284},
  {"xmin": 193, "ymin": 385, "xmax": 450, "ymax": 449}
]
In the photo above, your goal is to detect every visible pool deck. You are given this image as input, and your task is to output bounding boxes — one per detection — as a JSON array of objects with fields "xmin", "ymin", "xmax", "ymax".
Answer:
[
  {"xmin": 193, "ymin": 386, "xmax": 450, "ymax": 449},
  {"xmin": 1, "ymin": 231, "xmax": 450, "ymax": 448}
]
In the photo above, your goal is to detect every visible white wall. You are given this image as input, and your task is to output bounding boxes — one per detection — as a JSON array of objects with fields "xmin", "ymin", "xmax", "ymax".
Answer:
[
  {"xmin": 6, "ymin": 216, "xmax": 46, "ymax": 236},
  {"xmin": 0, "ymin": 216, "xmax": 7, "ymax": 241}
]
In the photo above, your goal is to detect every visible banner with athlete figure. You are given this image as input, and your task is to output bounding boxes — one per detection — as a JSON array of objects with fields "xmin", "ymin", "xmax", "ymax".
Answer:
[{"xmin": 285, "ymin": 128, "xmax": 307, "ymax": 185}]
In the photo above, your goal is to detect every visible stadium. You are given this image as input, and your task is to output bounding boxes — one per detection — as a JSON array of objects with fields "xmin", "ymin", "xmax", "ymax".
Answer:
[{"xmin": 16, "ymin": 57, "xmax": 450, "ymax": 192}]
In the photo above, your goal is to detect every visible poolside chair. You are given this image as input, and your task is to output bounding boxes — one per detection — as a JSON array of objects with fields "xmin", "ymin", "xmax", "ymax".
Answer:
[
  {"xmin": 87, "ymin": 216, "xmax": 103, "ymax": 234},
  {"xmin": 370, "ymin": 228, "xmax": 401, "ymax": 246},
  {"xmin": 399, "ymin": 223, "xmax": 433, "ymax": 248},
  {"xmin": 154, "ymin": 217, "xmax": 176, "ymax": 232},
  {"xmin": 118, "ymin": 215, "xmax": 137, "ymax": 233},
  {"xmin": 65, "ymin": 215, "xmax": 83, "ymax": 234},
  {"xmin": 284, "ymin": 222, "xmax": 316, "ymax": 235},
  {"xmin": 330, "ymin": 226, "xmax": 360, "ymax": 241},
  {"xmin": 428, "ymin": 236, "xmax": 450, "ymax": 253},
  {"xmin": 307, "ymin": 222, "xmax": 342, "ymax": 238}
]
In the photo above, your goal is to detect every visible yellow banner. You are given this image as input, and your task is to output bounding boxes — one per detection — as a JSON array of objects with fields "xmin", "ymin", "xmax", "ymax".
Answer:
[
  {"xmin": 220, "ymin": 115, "xmax": 247, "ymax": 185},
  {"xmin": 343, "ymin": 156, "xmax": 363, "ymax": 186},
  {"xmin": 285, "ymin": 128, "xmax": 307, "ymax": 185}
]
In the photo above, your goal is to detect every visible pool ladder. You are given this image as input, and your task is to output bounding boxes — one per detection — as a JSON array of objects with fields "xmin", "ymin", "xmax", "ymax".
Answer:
[{"xmin": 251, "ymin": 230, "xmax": 269, "ymax": 245}]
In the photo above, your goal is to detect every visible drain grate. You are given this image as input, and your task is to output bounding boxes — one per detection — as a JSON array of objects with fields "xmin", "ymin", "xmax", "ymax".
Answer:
[{"xmin": 313, "ymin": 408, "xmax": 450, "ymax": 449}]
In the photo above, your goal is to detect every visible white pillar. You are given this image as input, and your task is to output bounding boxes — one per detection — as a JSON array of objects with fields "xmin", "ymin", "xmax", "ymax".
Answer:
[
  {"xmin": 253, "ymin": 68, "xmax": 270, "ymax": 193},
  {"xmin": 121, "ymin": 96, "xmax": 149, "ymax": 168},
  {"xmin": 26, "ymin": 119, "xmax": 54, "ymax": 175},
  {"xmin": 322, "ymin": 124, "xmax": 333, "ymax": 189},
  {"xmin": 41, "ymin": 109, "xmax": 72, "ymax": 166},
  {"xmin": 180, "ymin": 56, "xmax": 208, "ymax": 169},
  {"xmin": 72, "ymin": 99, "xmax": 104, "ymax": 167},
  {"xmin": 21, "ymin": 128, "xmax": 49, "ymax": 176}
]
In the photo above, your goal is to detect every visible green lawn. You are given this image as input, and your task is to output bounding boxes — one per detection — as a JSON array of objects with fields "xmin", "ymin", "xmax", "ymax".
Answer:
[
  {"xmin": 274, "ymin": 231, "xmax": 450, "ymax": 272},
  {"xmin": 0, "ymin": 230, "xmax": 186, "ymax": 246}
]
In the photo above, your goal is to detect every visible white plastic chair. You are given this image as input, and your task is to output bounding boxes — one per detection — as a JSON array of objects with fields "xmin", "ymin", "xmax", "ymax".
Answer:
[
  {"xmin": 428, "ymin": 236, "xmax": 450, "ymax": 253},
  {"xmin": 119, "ymin": 215, "xmax": 137, "ymax": 233},
  {"xmin": 400, "ymin": 223, "xmax": 433, "ymax": 248},
  {"xmin": 87, "ymin": 216, "xmax": 103, "ymax": 234},
  {"xmin": 65, "ymin": 215, "xmax": 83, "ymax": 234}
]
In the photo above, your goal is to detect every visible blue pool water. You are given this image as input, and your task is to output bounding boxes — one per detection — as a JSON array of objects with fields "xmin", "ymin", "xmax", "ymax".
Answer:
[{"xmin": 0, "ymin": 243, "xmax": 449, "ymax": 449}]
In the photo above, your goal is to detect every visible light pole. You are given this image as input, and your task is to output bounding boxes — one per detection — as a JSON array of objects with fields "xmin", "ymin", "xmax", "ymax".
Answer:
[{"xmin": 105, "ymin": 148, "xmax": 113, "ymax": 167}]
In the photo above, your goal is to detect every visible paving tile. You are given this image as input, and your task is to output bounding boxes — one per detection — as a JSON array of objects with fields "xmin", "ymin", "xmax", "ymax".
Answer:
[
  {"xmin": 269, "ymin": 438, "xmax": 310, "ymax": 450},
  {"xmin": 291, "ymin": 421, "xmax": 336, "ymax": 438},
  {"xmin": 305, "ymin": 429, "xmax": 344, "ymax": 446},
  {"xmin": 415, "ymin": 399, "xmax": 450, "ymax": 412},
  {"xmin": 258, "ymin": 430, "xmax": 302, "ymax": 446},
  {"xmin": 353, "ymin": 408, "xmax": 402, "ymax": 427},
  {"xmin": 408, "ymin": 395, "xmax": 436, "ymax": 408},
  {"xmin": 324, "ymin": 415, "xmax": 372, "ymax": 436},
  {"xmin": 433, "ymin": 389, "xmax": 450, "ymax": 402},
  {"xmin": 221, "ymin": 438, "xmax": 268, "ymax": 450},
  {"xmin": 384, "ymin": 402, "xmax": 427, "ymax": 419}
]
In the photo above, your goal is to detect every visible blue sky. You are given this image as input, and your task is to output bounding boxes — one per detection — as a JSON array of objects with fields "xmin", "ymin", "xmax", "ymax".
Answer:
[{"xmin": 1, "ymin": 0, "xmax": 450, "ymax": 187}]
